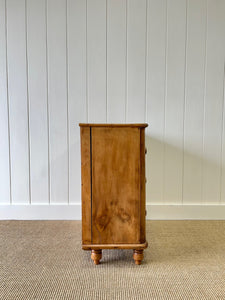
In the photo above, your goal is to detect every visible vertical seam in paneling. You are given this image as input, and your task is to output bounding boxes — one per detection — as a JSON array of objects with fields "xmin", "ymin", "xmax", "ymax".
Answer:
[
  {"xmin": 106, "ymin": 0, "xmax": 108, "ymax": 122},
  {"xmin": 66, "ymin": 0, "xmax": 69, "ymax": 204},
  {"xmin": 125, "ymin": 0, "xmax": 128, "ymax": 122},
  {"xmin": 202, "ymin": 0, "xmax": 208, "ymax": 205},
  {"xmin": 163, "ymin": 0, "xmax": 168, "ymax": 204},
  {"xmin": 219, "ymin": 64, "xmax": 225, "ymax": 204},
  {"xmin": 182, "ymin": 0, "xmax": 188, "ymax": 205},
  {"xmin": 144, "ymin": 0, "xmax": 148, "ymax": 123},
  {"xmin": 5, "ymin": 0, "xmax": 12, "ymax": 204},
  {"xmin": 86, "ymin": 0, "xmax": 88, "ymax": 122},
  {"xmin": 25, "ymin": 0, "xmax": 31, "ymax": 204},
  {"xmin": 46, "ymin": 0, "xmax": 51, "ymax": 204}
]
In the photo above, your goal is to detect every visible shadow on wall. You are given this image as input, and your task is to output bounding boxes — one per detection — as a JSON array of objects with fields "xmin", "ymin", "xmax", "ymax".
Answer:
[
  {"xmin": 145, "ymin": 135, "xmax": 224, "ymax": 204},
  {"xmin": 48, "ymin": 132, "xmax": 224, "ymax": 205}
]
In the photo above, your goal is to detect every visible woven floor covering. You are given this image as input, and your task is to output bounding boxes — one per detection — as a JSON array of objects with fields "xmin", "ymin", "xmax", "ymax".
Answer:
[{"xmin": 0, "ymin": 221, "xmax": 225, "ymax": 300}]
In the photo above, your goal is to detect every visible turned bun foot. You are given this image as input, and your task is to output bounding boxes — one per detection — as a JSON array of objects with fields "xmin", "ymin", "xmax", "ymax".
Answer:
[
  {"xmin": 91, "ymin": 250, "xmax": 102, "ymax": 265},
  {"xmin": 133, "ymin": 249, "xmax": 144, "ymax": 265}
]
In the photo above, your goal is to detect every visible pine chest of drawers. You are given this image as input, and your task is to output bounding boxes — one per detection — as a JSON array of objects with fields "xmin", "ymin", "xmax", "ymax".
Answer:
[{"xmin": 79, "ymin": 123, "xmax": 148, "ymax": 265}]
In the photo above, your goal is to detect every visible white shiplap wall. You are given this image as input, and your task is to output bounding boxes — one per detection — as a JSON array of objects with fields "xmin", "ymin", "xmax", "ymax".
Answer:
[{"xmin": 0, "ymin": 0, "xmax": 225, "ymax": 220}]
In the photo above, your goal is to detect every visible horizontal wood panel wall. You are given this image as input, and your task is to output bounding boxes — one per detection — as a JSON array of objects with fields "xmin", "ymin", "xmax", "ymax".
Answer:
[{"xmin": 0, "ymin": 0, "xmax": 225, "ymax": 217}]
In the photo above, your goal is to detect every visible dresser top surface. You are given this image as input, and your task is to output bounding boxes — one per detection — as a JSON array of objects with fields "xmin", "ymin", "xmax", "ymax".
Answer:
[{"xmin": 79, "ymin": 123, "xmax": 148, "ymax": 128}]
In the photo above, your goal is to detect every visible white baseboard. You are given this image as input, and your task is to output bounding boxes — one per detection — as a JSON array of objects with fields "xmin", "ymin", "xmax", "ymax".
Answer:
[
  {"xmin": 146, "ymin": 204, "xmax": 225, "ymax": 220},
  {"xmin": 0, "ymin": 204, "xmax": 81, "ymax": 220},
  {"xmin": 1, "ymin": 203, "xmax": 225, "ymax": 220}
]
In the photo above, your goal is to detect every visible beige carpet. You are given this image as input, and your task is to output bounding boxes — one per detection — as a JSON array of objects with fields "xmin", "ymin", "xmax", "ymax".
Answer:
[{"xmin": 0, "ymin": 220, "xmax": 225, "ymax": 299}]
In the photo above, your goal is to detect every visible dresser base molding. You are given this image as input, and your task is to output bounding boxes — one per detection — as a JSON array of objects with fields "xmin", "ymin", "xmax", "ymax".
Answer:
[{"xmin": 82, "ymin": 241, "xmax": 148, "ymax": 250}]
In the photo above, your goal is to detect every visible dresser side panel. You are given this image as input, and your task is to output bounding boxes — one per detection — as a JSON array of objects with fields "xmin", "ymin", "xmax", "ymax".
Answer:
[
  {"xmin": 80, "ymin": 127, "xmax": 92, "ymax": 244},
  {"xmin": 91, "ymin": 127, "xmax": 141, "ymax": 244}
]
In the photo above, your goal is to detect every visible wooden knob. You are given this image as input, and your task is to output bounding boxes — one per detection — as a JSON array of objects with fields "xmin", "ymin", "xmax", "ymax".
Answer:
[{"xmin": 145, "ymin": 148, "xmax": 147, "ymax": 154}]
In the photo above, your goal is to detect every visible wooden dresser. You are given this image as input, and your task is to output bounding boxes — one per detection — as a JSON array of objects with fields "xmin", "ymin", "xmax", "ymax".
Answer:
[{"xmin": 79, "ymin": 123, "xmax": 148, "ymax": 265}]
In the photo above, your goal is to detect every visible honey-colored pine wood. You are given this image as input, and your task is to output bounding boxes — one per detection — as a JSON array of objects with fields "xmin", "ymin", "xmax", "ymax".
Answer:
[
  {"xmin": 80, "ymin": 124, "xmax": 148, "ymax": 265},
  {"xmin": 133, "ymin": 249, "xmax": 144, "ymax": 265},
  {"xmin": 82, "ymin": 242, "xmax": 148, "ymax": 250},
  {"xmin": 92, "ymin": 127, "xmax": 140, "ymax": 244},
  {"xmin": 91, "ymin": 250, "xmax": 102, "ymax": 265},
  {"xmin": 80, "ymin": 127, "xmax": 92, "ymax": 244}
]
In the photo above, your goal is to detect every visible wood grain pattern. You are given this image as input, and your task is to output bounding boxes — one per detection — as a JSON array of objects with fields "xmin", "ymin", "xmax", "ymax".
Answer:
[
  {"xmin": 91, "ymin": 127, "xmax": 141, "ymax": 244},
  {"xmin": 80, "ymin": 124, "xmax": 148, "ymax": 263},
  {"xmin": 80, "ymin": 127, "xmax": 91, "ymax": 244}
]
